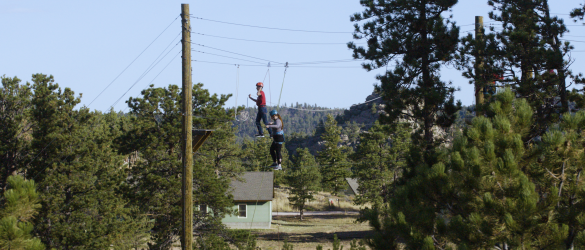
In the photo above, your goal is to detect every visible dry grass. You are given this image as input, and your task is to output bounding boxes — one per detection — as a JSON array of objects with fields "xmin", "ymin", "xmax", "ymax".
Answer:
[
  {"xmin": 272, "ymin": 187, "xmax": 365, "ymax": 212},
  {"xmin": 252, "ymin": 214, "xmax": 372, "ymax": 250}
]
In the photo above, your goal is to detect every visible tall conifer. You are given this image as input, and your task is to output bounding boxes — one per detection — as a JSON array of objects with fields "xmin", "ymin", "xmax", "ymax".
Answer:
[
  {"xmin": 26, "ymin": 74, "xmax": 143, "ymax": 249},
  {"xmin": 118, "ymin": 83, "xmax": 243, "ymax": 248},
  {"xmin": 0, "ymin": 76, "xmax": 32, "ymax": 190},
  {"xmin": 317, "ymin": 115, "xmax": 351, "ymax": 196},
  {"xmin": 286, "ymin": 148, "xmax": 321, "ymax": 220}
]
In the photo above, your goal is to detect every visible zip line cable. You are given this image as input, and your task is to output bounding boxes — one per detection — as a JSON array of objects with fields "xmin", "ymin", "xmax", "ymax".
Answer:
[
  {"xmin": 191, "ymin": 42, "xmax": 284, "ymax": 64},
  {"xmin": 193, "ymin": 42, "xmax": 367, "ymax": 66},
  {"xmin": 190, "ymin": 16, "xmax": 353, "ymax": 34},
  {"xmin": 191, "ymin": 60, "xmax": 364, "ymax": 68},
  {"xmin": 192, "ymin": 50, "xmax": 266, "ymax": 64},
  {"xmin": 87, "ymin": 15, "xmax": 180, "ymax": 108},
  {"xmin": 191, "ymin": 60, "xmax": 264, "ymax": 66},
  {"xmin": 192, "ymin": 32, "xmax": 358, "ymax": 45}
]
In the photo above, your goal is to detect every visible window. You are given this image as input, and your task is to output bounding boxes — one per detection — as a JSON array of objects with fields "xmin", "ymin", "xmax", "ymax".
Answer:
[
  {"xmin": 238, "ymin": 204, "xmax": 247, "ymax": 218},
  {"xmin": 199, "ymin": 205, "xmax": 207, "ymax": 214}
]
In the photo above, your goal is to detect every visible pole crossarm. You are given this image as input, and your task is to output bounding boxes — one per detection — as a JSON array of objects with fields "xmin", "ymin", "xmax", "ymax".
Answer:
[{"xmin": 193, "ymin": 129, "xmax": 214, "ymax": 153}]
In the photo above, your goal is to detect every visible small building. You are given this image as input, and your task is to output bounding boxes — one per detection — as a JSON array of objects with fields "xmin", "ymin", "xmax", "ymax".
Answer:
[
  {"xmin": 345, "ymin": 178, "xmax": 359, "ymax": 196},
  {"xmin": 222, "ymin": 172, "xmax": 274, "ymax": 229}
]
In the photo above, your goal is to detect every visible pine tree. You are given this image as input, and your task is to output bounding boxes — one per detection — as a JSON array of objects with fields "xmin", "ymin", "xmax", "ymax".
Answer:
[
  {"xmin": 349, "ymin": 0, "xmax": 461, "ymax": 149},
  {"xmin": 533, "ymin": 110, "xmax": 585, "ymax": 249},
  {"xmin": 460, "ymin": 0, "xmax": 585, "ymax": 139},
  {"xmin": 118, "ymin": 83, "xmax": 243, "ymax": 248},
  {"xmin": 26, "ymin": 74, "xmax": 144, "ymax": 249},
  {"xmin": 0, "ymin": 175, "xmax": 44, "ymax": 250},
  {"xmin": 0, "ymin": 76, "xmax": 32, "ymax": 190},
  {"xmin": 352, "ymin": 122, "xmax": 410, "ymax": 207},
  {"xmin": 442, "ymin": 89, "xmax": 559, "ymax": 249},
  {"xmin": 570, "ymin": 2, "xmax": 585, "ymax": 22},
  {"xmin": 317, "ymin": 115, "xmax": 351, "ymax": 196},
  {"xmin": 286, "ymin": 148, "xmax": 321, "ymax": 220}
]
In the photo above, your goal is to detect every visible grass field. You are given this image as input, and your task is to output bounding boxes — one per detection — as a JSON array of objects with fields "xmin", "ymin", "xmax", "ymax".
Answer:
[
  {"xmin": 272, "ymin": 187, "xmax": 364, "ymax": 213},
  {"xmin": 252, "ymin": 214, "xmax": 372, "ymax": 250}
]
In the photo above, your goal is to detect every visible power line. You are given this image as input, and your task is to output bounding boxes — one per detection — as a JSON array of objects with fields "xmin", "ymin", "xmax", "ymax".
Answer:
[
  {"xmin": 87, "ymin": 15, "xmax": 180, "ymax": 108},
  {"xmin": 192, "ymin": 32, "xmax": 357, "ymax": 45},
  {"xmin": 32, "ymin": 51, "xmax": 181, "ymax": 181},
  {"xmin": 112, "ymin": 45, "xmax": 181, "ymax": 109},
  {"xmin": 26, "ymin": 15, "xmax": 181, "ymax": 171},
  {"xmin": 190, "ymin": 16, "xmax": 353, "ymax": 34}
]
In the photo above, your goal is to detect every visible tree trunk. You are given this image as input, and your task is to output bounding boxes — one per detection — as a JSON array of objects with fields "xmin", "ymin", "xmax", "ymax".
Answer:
[
  {"xmin": 543, "ymin": 0, "xmax": 568, "ymax": 112},
  {"xmin": 420, "ymin": 0, "xmax": 433, "ymax": 147}
]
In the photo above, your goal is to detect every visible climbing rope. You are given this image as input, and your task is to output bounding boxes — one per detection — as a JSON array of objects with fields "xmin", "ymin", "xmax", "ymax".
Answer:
[
  {"xmin": 277, "ymin": 62, "xmax": 288, "ymax": 109},
  {"xmin": 235, "ymin": 65, "xmax": 239, "ymax": 120},
  {"xmin": 261, "ymin": 62, "xmax": 272, "ymax": 107}
]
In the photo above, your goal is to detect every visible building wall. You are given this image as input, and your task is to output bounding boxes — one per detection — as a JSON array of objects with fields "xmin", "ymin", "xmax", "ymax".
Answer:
[{"xmin": 222, "ymin": 201, "xmax": 272, "ymax": 229}]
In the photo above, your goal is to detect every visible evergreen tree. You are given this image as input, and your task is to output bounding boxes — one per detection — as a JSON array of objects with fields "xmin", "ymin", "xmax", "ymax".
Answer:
[
  {"xmin": 0, "ymin": 76, "xmax": 32, "ymax": 190},
  {"xmin": 533, "ymin": 110, "xmax": 585, "ymax": 249},
  {"xmin": 458, "ymin": 0, "xmax": 584, "ymax": 139},
  {"xmin": 442, "ymin": 89, "xmax": 558, "ymax": 249},
  {"xmin": 352, "ymin": 122, "xmax": 410, "ymax": 207},
  {"xmin": 118, "ymin": 83, "xmax": 243, "ymax": 249},
  {"xmin": 26, "ymin": 74, "xmax": 144, "ymax": 249},
  {"xmin": 348, "ymin": 0, "xmax": 461, "ymax": 149},
  {"xmin": 285, "ymin": 148, "xmax": 321, "ymax": 220},
  {"xmin": 0, "ymin": 175, "xmax": 44, "ymax": 250},
  {"xmin": 317, "ymin": 115, "xmax": 351, "ymax": 196},
  {"xmin": 349, "ymin": 1, "xmax": 461, "ymax": 247},
  {"xmin": 570, "ymin": 2, "xmax": 585, "ymax": 22}
]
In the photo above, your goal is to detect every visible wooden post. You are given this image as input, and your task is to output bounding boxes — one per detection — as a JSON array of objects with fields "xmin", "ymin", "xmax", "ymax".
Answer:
[
  {"xmin": 181, "ymin": 4, "xmax": 193, "ymax": 250},
  {"xmin": 475, "ymin": 16, "xmax": 484, "ymax": 115}
]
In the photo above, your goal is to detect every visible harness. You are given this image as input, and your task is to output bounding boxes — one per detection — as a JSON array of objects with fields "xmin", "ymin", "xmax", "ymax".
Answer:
[{"xmin": 273, "ymin": 130, "xmax": 285, "ymax": 144}]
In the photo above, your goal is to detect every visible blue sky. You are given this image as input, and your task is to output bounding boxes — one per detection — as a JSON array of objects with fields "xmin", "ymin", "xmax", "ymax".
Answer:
[{"xmin": 1, "ymin": 0, "xmax": 584, "ymax": 112}]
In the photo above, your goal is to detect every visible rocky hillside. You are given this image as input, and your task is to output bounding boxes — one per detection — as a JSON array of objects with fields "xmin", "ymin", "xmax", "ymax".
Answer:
[{"xmin": 285, "ymin": 92, "xmax": 385, "ymax": 156}]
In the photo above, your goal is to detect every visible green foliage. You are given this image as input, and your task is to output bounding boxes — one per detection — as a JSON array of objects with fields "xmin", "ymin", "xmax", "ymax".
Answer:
[
  {"xmin": 349, "ymin": 0, "xmax": 461, "ymax": 147},
  {"xmin": 23, "ymin": 74, "xmax": 146, "ymax": 249},
  {"xmin": 352, "ymin": 122, "xmax": 410, "ymax": 206},
  {"xmin": 571, "ymin": 2, "xmax": 585, "ymax": 22},
  {"xmin": 458, "ymin": 0, "xmax": 584, "ymax": 138},
  {"xmin": 349, "ymin": 239, "xmax": 367, "ymax": 250},
  {"xmin": 0, "ymin": 76, "xmax": 32, "ymax": 191},
  {"xmin": 532, "ymin": 109, "xmax": 585, "ymax": 248},
  {"xmin": 316, "ymin": 245, "xmax": 323, "ymax": 250},
  {"xmin": 331, "ymin": 234, "xmax": 342, "ymax": 250},
  {"xmin": 317, "ymin": 115, "xmax": 351, "ymax": 195},
  {"xmin": 0, "ymin": 175, "xmax": 44, "ymax": 250},
  {"xmin": 286, "ymin": 148, "xmax": 321, "ymax": 220},
  {"xmin": 118, "ymin": 83, "xmax": 242, "ymax": 248},
  {"xmin": 282, "ymin": 238, "xmax": 294, "ymax": 250},
  {"xmin": 197, "ymin": 229, "xmax": 257, "ymax": 250},
  {"xmin": 443, "ymin": 89, "xmax": 553, "ymax": 248}
]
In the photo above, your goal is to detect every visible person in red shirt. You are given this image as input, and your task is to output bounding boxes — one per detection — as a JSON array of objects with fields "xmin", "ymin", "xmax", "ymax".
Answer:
[{"xmin": 249, "ymin": 82, "xmax": 271, "ymax": 137}]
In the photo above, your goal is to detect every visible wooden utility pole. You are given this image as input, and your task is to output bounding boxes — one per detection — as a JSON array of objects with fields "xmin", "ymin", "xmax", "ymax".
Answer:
[
  {"xmin": 474, "ymin": 16, "xmax": 484, "ymax": 114},
  {"xmin": 181, "ymin": 3, "xmax": 193, "ymax": 250}
]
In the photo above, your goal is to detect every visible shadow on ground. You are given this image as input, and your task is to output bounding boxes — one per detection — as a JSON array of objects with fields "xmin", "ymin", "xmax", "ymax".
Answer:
[
  {"xmin": 254, "ymin": 215, "xmax": 371, "ymax": 243},
  {"xmin": 257, "ymin": 231, "xmax": 370, "ymax": 243}
]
